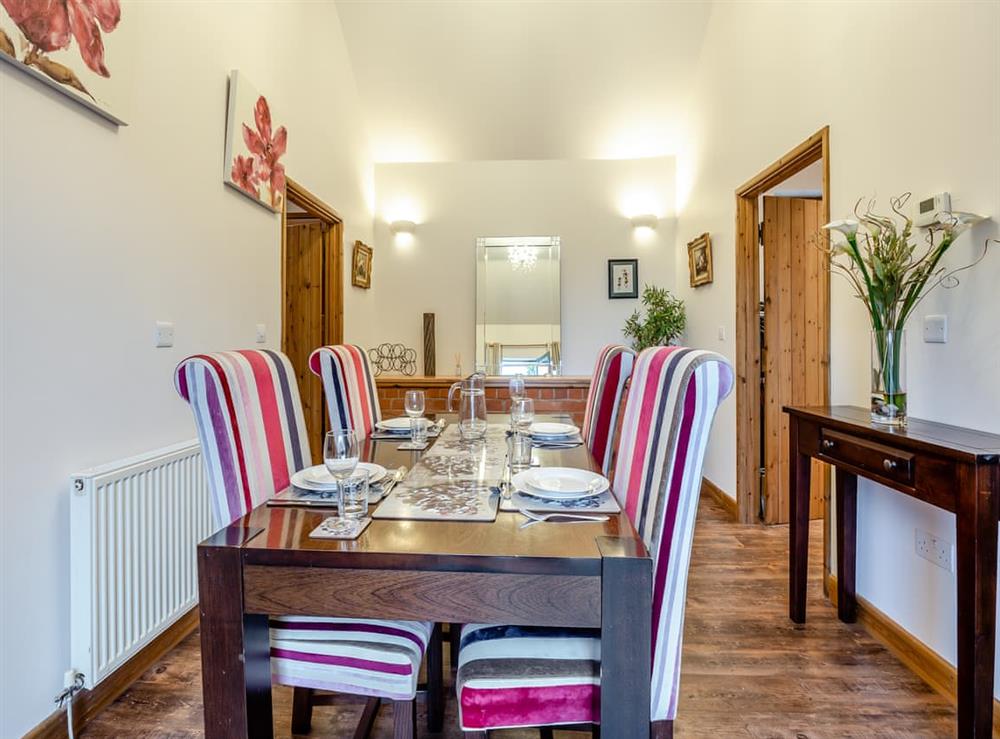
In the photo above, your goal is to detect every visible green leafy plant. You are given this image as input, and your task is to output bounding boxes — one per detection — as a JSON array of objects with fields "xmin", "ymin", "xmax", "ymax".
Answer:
[{"xmin": 623, "ymin": 285, "xmax": 686, "ymax": 351}]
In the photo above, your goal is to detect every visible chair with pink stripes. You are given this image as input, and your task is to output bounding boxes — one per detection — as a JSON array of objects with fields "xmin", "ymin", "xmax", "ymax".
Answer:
[
  {"xmin": 309, "ymin": 344, "xmax": 383, "ymax": 440},
  {"xmin": 174, "ymin": 350, "xmax": 441, "ymax": 736},
  {"xmin": 455, "ymin": 346, "xmax": 733, "ymax": 738},
  {"xmin": 581, "ymin": 344, "xmax": 636, "ymax": 475}
]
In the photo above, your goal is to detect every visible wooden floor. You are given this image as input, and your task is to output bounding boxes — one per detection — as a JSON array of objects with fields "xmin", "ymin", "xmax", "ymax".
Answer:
[{"xmin": 84, "ymin": 496, "xmax": 956, "ymax": 738}]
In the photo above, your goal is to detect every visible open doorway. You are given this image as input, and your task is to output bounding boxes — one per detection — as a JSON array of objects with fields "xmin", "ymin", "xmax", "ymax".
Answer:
[
  {"xmin": 735, "ymin": 127, "xmax": 831, "ymax": 526},
  {"xmin": 282, "ymin": 178, "xmax": 344, "ymax": 464}
]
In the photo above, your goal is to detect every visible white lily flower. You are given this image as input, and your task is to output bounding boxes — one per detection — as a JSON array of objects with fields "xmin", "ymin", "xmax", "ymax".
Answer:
[{"xmin": 822, "ymin": 219, "xmax": 860, "ymax": 238}]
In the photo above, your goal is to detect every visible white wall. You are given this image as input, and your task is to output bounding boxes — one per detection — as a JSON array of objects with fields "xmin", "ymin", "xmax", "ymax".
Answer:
[
  {"xmin": 0, "ymin": 2, "xmax": 372, "ymax": 735},
  {"xmin": 675, "ymin": 0, "xmax": 999, "ymax": 691},
  {"xmin": 370, "ymin": 158, "xmax": 677, "ymax": 374}
]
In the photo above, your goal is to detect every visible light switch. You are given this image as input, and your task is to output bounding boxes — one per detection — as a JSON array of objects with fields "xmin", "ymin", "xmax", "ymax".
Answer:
[
  {"xmin": 717, "ymin": 325, "xmax": 726, "ymax": 341},
  {"xmin": 255, "ymin": 323, "xmax": 267, "ymax": 344},
  {"xmin": 923, "ymin": 314, "xmax": 948, "ymax": 343},
  {"xmin": 154, "ymin": 321, "xmax": 174, "ymax": 348}
]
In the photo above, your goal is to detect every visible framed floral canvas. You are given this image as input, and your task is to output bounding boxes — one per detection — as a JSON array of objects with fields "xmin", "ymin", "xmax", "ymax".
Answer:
[
  {"xmin": 223, "ymin": 70, "xmax": 287, "ymax": 212},
  {"xmin": 0, "ymin": 0, "xmax": 132, "ymax": 125}
]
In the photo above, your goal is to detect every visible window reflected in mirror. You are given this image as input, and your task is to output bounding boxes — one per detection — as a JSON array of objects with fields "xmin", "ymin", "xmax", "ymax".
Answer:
[{"xmin": 476, "ymin": 236, "xmax": 561, "ymax": 376}]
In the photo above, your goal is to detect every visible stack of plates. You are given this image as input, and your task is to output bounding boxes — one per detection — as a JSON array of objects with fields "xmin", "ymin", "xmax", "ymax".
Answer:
[
  {"xmin": 511, "ymin": 467, "xmax": 609, "ymax": 501},
  {"xmin": 291, "ymin": 462, "xmax": 387, "ymax": 491},
  {"xmin": 375, "ymin": 417, "xmax": 413, "ymax": 435},
  {"xmin": 529, "ymin": 422, "xmax": 580, "ymax": 439}
]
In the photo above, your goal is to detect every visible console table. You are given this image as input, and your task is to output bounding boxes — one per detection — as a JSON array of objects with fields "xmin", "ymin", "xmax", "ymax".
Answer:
[{"xmin": 784, "ymin": 405, "xmax": 1000, "ymax": 738}]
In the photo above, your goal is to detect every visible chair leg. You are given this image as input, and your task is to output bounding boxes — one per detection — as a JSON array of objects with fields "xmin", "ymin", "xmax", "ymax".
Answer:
[
  {"xmin": 427, "ymin": 623, "xmax": 444, "ymax": 732},
  {"xmin": 352, "ymin": 697, "xmax": 381, "ymax": 739},
  {"xmin": 291, "ymin": 687, "xmax": 314, "ymax": 734},
  {"xmin": 651, "ymin": 719, "xmax": 674, "ymax": 738},
  {"xmin": 450, "ymin": 622, "xmax": 462, "ymax": 669},
  {"xmin": 392, "ymin": 699, "xmax": 417, "ymax": 739},
  {"xmin": 540, "ymin": 728, "xmax": 555, "ymax": 739}
]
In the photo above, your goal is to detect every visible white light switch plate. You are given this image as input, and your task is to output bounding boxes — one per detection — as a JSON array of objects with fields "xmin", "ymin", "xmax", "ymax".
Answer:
[
  {"xmin": 255, "ymin": 323, "xmax": 267, "ymax": 344},
  {"xmin": 923, "ymin": 314, "xmax": 948, "ymax": 343},
  {"xmin": 154, "ymin": 321, "xmax": 174, "ymax": 348},
  {"xmin": 717, "ymin": 325, "xmax": 726, "ymax": 341}
]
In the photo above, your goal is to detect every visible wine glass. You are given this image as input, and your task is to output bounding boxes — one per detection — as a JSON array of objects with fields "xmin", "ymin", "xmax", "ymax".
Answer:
[
  {"xmin": 324, "ymin": 429, "xmax": 359, "ymax": 484},
  {"xmin": 404, "ymin": 390, "xmax": 426, "ymax": 443},
  {"xmin": 510, "ymin": 397, "xmax": 535, "ymax": 434},
  {"xmin": 509, "ymin": 375, "xmax": 526, "ymax": 402}
]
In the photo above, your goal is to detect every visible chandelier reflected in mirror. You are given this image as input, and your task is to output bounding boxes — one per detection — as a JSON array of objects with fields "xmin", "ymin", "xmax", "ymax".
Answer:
[{"xmin": 508, "ymin": 244, "xmax": 538, "ymax": 272}]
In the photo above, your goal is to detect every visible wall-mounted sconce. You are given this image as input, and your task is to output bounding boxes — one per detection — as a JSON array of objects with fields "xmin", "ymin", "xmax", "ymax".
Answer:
[
  {"xmin": 390, "ymin": 220, "xmax": 416, "ymax": 235},
  {"xmin": 630, "ymin": 214, "xmax": 659, "ymax": 230}
]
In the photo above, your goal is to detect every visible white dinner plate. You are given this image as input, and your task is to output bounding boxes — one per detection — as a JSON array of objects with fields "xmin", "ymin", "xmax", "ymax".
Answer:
[
  {"xmin": 512, "ymin": 468, "xmax": 609, "ymax": 500},
  {"xmin": 529, "ymin": 422, "xmax": 580, "ymax": 438},
  {"xmin": 292, "ymin": 462, "xmax": 387, "ymax": 490},
  {"xmin": 376, "ymin": 417, "xmax": 414, "ymax": 433}
]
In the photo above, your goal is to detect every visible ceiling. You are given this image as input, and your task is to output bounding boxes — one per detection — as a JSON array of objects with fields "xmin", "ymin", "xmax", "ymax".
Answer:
[{"xmin": 336, "ymin": 0, "xmax": 713, "ymax": 163}]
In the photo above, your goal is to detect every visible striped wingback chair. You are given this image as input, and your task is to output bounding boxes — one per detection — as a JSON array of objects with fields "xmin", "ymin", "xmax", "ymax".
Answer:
[
  {"xmin": 174, "ymin": 350, "xmax": 441, "ymax": 735},
  {"xmin": 581, "ymin": 344, "xmax": 636, "ymax": 475},
  {"xmin": 456, "ymin": 347, "xmax": 733, "ymax": 738},
  {"xmin": 309, "ymin": 344, "xmax": 382, "ymax": 439}
]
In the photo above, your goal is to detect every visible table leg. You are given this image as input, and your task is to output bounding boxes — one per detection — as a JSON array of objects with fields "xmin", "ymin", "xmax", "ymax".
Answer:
[
  {"xmin": 598, "ymin": 536, "xmax": 652, "ymax": 737},
  {"xmin": 199, "ymin": 532, "xmax": 273, "ymax": 739},
  {"xmin": 955, "ymin": 463, "xmax": 999, "ymax": 739},
  {"xmin": 835, "ymin": 470, "xmax": 858, "ymax": 623},
  {"xmin": 788, "ymin": 416, "xmax": 812, "ymax": 623}
]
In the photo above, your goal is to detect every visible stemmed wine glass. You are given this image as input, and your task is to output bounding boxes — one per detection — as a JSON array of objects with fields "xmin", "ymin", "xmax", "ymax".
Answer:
[
  {"xmin": 404, "ymin": 389, "xmax": 427, "ymax": 444},
  {"xmin": 510, "ymin": 397, "xmax": 535, "ymax": 434},
  {"xmin": 324, "ymin": 429, "xmax": 359, "ymax": 483}
]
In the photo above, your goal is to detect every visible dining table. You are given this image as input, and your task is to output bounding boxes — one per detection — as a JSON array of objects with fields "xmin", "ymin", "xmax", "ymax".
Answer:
[{"xmin": 197, "ymin": 413, "xmax": 653, "ymax": 738}]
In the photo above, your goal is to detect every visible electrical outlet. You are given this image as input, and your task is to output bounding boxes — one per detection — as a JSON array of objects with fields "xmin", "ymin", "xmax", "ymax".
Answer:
[
  {"xmin": 915, "ymin": 529, "xmax": 954, "ymax": 572},
  {"xmin": 154, "ymin": 321, "xmax": 174, "ymax": 348}
]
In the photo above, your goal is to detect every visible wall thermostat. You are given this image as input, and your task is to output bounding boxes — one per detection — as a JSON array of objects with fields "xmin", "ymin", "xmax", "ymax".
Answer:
[{"xmin": 915, "ymin": 192, "xmax": 951, "ymax": 228}]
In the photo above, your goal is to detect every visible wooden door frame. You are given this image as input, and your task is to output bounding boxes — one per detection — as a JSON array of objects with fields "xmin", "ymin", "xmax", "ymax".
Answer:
[
  {"xmin": 281, "ymin": 177, "xmax": 344, "ymax": 351},
  {"xmin": 735, "ymin": 127, "xmax": 830, "ymax": 525}
]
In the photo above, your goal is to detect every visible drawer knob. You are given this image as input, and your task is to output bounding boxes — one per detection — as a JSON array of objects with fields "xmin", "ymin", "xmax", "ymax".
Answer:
[
  {"xmin": 883, "ymin": 458, "xmax": 898, "ymax": 472},
  {"xmin": 822, "ymin": 439, "xmax": 835, "ymax": 450}
]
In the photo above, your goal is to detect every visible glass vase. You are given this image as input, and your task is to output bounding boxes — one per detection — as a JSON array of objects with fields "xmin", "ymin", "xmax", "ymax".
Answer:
[{"xmin": 871, "ymin": 329, "xmax": 907, "ymax": 426}]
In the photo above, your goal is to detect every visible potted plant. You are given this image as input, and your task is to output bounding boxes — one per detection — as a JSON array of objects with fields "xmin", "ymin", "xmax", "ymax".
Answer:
[
  {"xmin": 623, "ymin": 285, "xmax": 686, "ymax": 351},
  {"xmin": 823, "ymin": 193, "xmax": 989, "ymax": 426}
]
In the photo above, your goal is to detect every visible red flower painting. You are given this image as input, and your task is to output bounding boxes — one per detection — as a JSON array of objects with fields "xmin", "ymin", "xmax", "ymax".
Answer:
[
  {"xmin": 231, "ymin": 94, "xmax": 288, "ymax": 209},
  {"xmin": 0, "ymin": 0, "xmax": 121, "ymax": 100}
]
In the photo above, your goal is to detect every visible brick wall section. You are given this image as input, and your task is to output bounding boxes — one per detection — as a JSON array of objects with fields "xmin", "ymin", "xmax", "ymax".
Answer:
[{"xmin": 376, "ymin": 377, "xmax": 591, "ymax": 425}]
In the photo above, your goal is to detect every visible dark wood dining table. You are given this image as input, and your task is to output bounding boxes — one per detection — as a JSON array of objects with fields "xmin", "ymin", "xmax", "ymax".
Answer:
[{"xmin": 197, "ymin": 414, "xmax": 653, "ymax": 738}]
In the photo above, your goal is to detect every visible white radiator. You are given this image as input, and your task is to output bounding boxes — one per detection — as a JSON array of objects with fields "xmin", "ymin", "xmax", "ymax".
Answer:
[{"xmin": 70, "ymin": 440, "xmax": 214, "ymax": 689}]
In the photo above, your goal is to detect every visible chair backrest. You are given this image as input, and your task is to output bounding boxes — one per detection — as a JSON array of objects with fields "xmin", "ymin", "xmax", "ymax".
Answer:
[
  {"xmin": 309, "ymin": 344, "xmax": 382, "ymax": 440},
  {"xmin": 611, "ymin": 346, "xmax": 734, "ymax": 722},
  {"xmin": 581, "ymin": 344, "xmax": 636, "ymax": 474},
  {"xmin": 174, "ymin": 350, "xmax": 310, "ymax": 528}
]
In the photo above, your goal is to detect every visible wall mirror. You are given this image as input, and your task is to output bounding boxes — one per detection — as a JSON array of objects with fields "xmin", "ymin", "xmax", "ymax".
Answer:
[{"xmin": 476, "ymin": 236, "xmax": 561, "ymax": 375}]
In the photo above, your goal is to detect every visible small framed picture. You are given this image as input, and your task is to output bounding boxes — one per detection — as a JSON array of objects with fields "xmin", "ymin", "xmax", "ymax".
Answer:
[
  {"xmin": 352, "ymin": 241, "xmax": 373, "ymax": 289},
  {"xmin": 687, "ymin": 233, "xmax": 713, "ymax": 287},
  {"xmin": 608, "ymin": 259, "xmax": 639, "ymax": 299}
]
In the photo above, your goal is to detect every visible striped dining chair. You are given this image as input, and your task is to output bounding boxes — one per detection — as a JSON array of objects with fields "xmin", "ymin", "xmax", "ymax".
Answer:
[
  {"xmin": 174, "ymin": 350, "xmax": 441, "ymax": 736},
  {"xmin": 309, "ymin": 344, "xmax": 383, "ymax": 439},
  {"xmin": 456, "ymin": 346, "xmax": 734, "ymax": 738},
  {"xmin": 581, "ymin": 344, "xmax": 636, "ymax": 475}
]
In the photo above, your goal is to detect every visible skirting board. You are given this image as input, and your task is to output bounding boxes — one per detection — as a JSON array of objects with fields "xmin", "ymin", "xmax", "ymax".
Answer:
[
  {"xmin": 825, "ymin": 573, "xmax": 1000, "ymax": 733},
  {"xmin": 701, "ymin": 477, "xmax": 738, "ymax": 521},
  {"xmin": 23, "ymin": 606, "xmax": 199, "ymax": 739}
]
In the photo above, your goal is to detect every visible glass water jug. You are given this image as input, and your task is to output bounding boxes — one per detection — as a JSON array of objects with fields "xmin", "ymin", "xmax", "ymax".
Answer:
[{"xmin": 448, "ymin": 372, "xmax": 488, "ymax": 440}]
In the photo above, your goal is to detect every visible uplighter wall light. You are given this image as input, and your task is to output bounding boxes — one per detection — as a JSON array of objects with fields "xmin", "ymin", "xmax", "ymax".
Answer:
[
  {"xmin": 390, "ymin": 220, "xmax": 416, "ymax": 235},
  {"xmin": 630, "ymin": 214, "xmax": 659, "ymax": 230}
]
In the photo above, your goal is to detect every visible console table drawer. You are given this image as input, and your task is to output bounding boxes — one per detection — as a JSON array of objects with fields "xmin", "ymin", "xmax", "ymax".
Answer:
[{"xmin": 819, "ymin": 429, "xmax": 914, "ymax": 486}]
